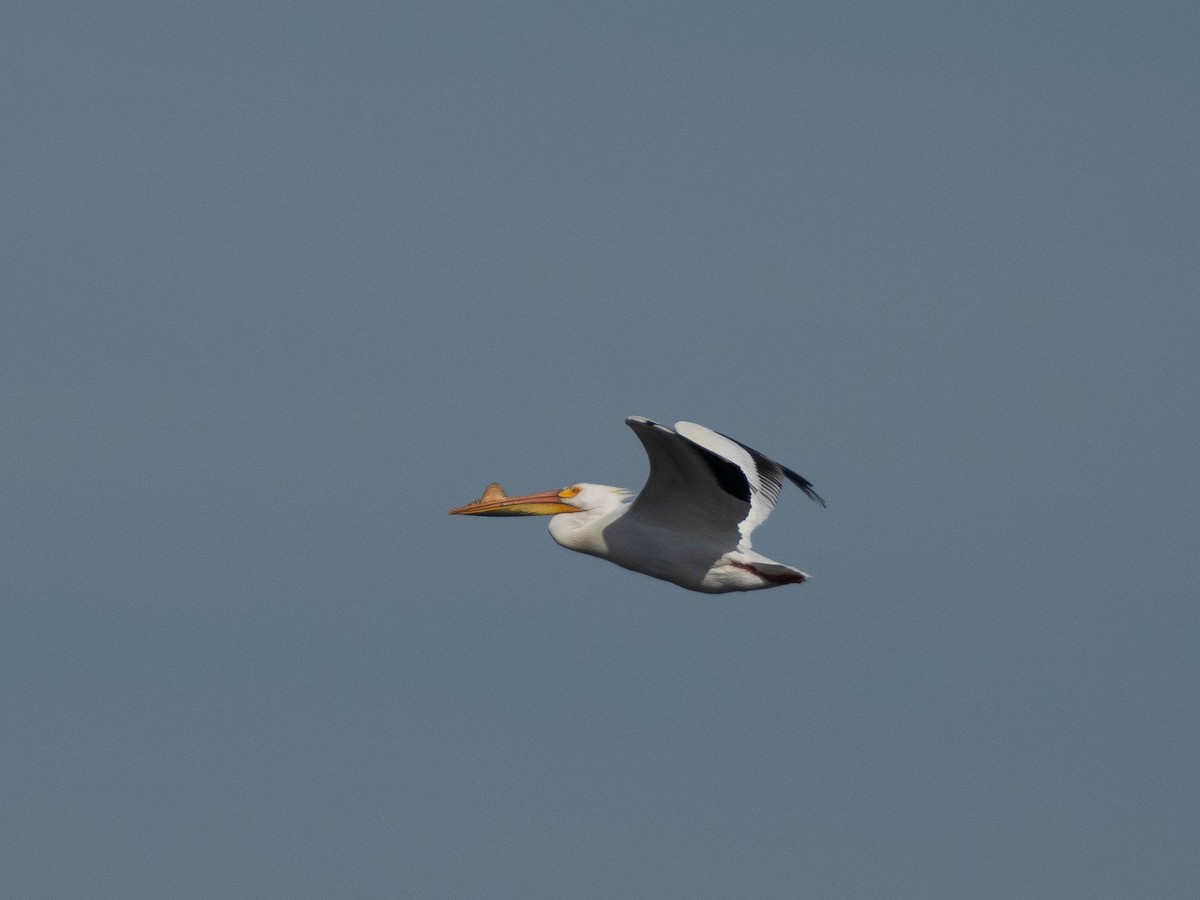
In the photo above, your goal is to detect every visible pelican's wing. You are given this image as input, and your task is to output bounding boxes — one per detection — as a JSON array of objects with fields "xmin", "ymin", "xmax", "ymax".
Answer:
[{"xmin": 624, "ymin": 416, "xmax": 824, "ymax": 552}]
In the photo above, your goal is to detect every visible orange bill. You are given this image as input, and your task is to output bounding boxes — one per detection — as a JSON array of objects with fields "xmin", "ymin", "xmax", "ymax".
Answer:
[{"xmin": 449, "ymin": 483, "xmax": 579, "ymax": 517}]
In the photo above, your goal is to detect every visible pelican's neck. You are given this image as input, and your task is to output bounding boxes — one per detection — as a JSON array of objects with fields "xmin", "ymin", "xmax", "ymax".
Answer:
[{"xmin": 546, "ymin": 484, "xmax": 631, "ymax": 555}]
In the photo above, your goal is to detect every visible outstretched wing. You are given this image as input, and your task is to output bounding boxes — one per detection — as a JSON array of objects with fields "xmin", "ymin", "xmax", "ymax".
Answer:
[{"xmin": 624, "ymin": 416, "xmax": 824, "ymax": 552}]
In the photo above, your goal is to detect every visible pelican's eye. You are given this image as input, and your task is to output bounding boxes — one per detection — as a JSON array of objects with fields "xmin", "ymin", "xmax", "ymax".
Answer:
[{"xmin": 558, "ymin": 486, "xmax": 581, "ymax": 499}]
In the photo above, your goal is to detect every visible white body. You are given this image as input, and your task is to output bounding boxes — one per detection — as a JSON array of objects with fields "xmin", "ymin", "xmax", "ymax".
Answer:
[{"xmin": 547, "ymin": 487, "xmax": 810, "ymax": 592}]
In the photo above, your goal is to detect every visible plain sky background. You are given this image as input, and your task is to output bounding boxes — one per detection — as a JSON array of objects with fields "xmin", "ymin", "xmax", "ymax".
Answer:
[{"xmin": 4, "ymin": 2, "xmax": 1198, "ymax": 897}]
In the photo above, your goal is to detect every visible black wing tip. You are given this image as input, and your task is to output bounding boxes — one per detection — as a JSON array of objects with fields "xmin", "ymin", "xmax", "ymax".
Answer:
[
  {"xmin": 782, "ymin": 465, "xmax": 827, "ymax": 508},
  {"xmin": 716, "ymin": 426, "xmax": 827, "ymax": 509}
]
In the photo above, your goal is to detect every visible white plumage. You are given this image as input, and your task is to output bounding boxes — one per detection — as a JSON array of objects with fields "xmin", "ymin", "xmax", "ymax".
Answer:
[{"xmin": 450, "ymin": 416, "xmax": 825, "ymax": 593}]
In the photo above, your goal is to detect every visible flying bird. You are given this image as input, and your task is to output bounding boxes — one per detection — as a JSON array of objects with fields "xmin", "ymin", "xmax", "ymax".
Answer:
[{"xmin": 449, "ymin": 416, "xmax": 825, "ymax": 593}]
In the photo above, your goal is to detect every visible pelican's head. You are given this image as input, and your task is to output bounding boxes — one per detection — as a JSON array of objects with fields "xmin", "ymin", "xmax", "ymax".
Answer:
[{"xmin": 449, "ymin": 482, "xmax": 630, "ymax": 517}]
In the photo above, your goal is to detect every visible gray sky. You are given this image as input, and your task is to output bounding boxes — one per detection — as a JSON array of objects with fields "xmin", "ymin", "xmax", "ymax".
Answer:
[{"xmin": 4, "ymin": 2, "xmax": 1198, "ymax": 897}]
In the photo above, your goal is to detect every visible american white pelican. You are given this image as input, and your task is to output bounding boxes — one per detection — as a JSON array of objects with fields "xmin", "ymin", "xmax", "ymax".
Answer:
[{"xmin": 450, "ymin": 416, "xmax": 825, "ymax": 593}]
